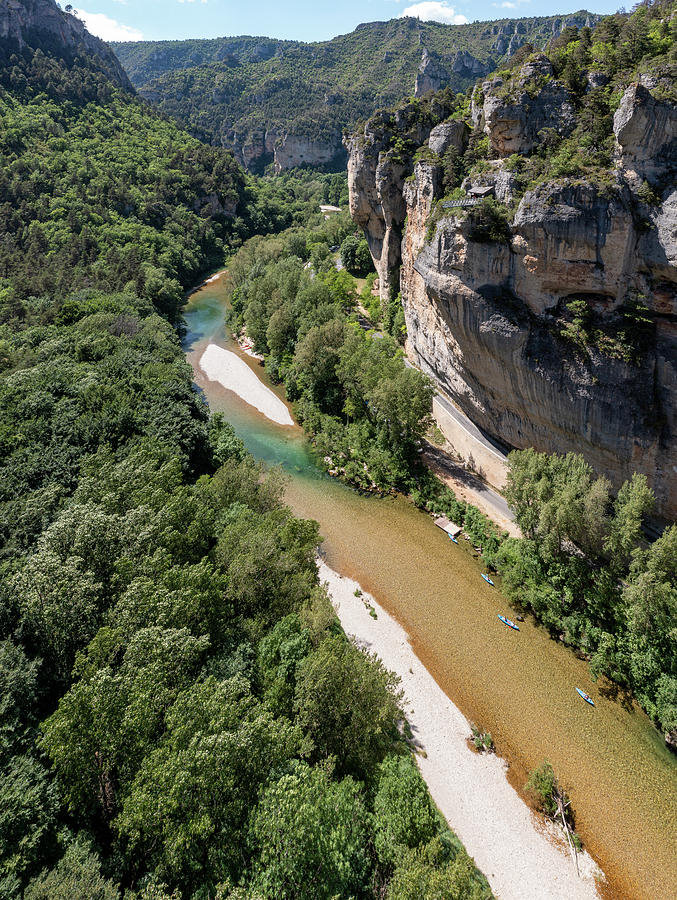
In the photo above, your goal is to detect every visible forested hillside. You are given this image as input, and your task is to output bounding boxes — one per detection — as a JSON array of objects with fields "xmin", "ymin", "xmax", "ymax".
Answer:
[
  {"xmin": 112, "ymin": 12, "xmax": 598, "ymax": 173},
  {"xmin": 0, "ymin": 3, "xmax": 492, "ymax": 898}
]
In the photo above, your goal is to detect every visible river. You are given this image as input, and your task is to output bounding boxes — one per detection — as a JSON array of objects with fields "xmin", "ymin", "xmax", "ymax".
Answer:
[{"xmin": 183, "ymin": 273, "xmax": 677, "ymax": 900}]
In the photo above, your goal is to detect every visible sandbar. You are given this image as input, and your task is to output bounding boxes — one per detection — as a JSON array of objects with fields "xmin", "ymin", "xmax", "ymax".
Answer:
[
  {"xmin": 320, "ymin": 559, "xmax": 604, "ymax": 900},
  {"xmin": 199, "ymin": 343, "xmax": 294, "ymax": 426}
]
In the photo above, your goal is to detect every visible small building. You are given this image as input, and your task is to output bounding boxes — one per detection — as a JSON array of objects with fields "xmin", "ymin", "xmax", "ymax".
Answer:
[
  {"xmin": 434, "ymin": 516, "xmax": 462, "ymax": 538},
  {"xmin": 467, "ymin": 184, "xmax": 495, "ymax": 200}
]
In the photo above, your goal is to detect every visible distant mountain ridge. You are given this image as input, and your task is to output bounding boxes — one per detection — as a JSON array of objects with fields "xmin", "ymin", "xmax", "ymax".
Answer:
[
  {"xmin": 1, "ymin": 0, "xmax": 132, "ymax": 90},
  {"xmin": 112, "ymin": 11, "xmax": 599, "ymax": 173}
]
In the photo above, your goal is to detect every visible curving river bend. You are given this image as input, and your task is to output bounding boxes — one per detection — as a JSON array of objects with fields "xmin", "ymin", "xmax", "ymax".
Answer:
[{"xmin": 183, "ymin": 274, "xmax": 677, "ymax": 900}]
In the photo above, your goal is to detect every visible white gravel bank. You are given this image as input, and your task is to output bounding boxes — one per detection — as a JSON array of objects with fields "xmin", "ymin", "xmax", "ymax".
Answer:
[
  {"xmin": 199, "ymin": 343, "xmax": 293, "ymax": 426},
  {"xmin": 319, "ymin": 559, "xmax": 604, "ymax": 900}
]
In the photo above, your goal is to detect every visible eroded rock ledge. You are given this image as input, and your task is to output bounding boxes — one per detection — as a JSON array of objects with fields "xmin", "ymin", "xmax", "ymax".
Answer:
[{"xmin": 347, "ymin": 78, "xmax": 677, "ymax": 522}]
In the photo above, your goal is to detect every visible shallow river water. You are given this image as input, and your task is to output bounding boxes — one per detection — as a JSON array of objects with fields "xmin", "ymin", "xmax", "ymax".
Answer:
[{"xmin": 183, "ymin": 274, "xmax": 677, "ymax": 900}]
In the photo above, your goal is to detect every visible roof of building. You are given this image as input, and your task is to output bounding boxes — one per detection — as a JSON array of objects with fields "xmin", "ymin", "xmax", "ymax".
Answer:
[
  {"xmin": 434, "ymin": 516, "xmax": 462, "ymax": 537},
  {"xmin": 468, "ymin": 184, "xmax": 495, "ymax": 197}
]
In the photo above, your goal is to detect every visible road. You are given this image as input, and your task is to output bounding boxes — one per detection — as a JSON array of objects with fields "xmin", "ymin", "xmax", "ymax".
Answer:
[{"xmin": 404, "ymin": 360, "xmax": 516, "ymax": 527}]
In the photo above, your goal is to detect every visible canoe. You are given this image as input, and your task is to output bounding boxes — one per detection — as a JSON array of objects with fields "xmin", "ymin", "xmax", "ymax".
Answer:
[
  {"xmin": 481, "ymin": 573, "xmax": 495, "ymax": 586},
  {"xmin": 498, "ymin": 614, "xmax": 519, "ymax": 631},
  {"xmin": 448, "ymin": 534, "xmax": 458, "ymax": 544},
  {"xmin": 576, "ymin": 687, "xmax": 595, "ymax": 707}
]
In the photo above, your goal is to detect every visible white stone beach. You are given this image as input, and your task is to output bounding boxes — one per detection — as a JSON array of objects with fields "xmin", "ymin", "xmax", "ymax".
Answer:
[
  {"xmin": 199, "ymin": 343, "xmax": 294, "ymax": 426},
  {"xmin": 320, "ymin": 559, "xmax": 605, "ymax": 900}
]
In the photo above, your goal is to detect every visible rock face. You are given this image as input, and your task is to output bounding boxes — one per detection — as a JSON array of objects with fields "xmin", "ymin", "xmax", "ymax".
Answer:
[
  {"xmin": 428, "ymin": 120, "xmax": 469, "ymax": 156},
  {"xmin": 226, "ymin": 126, "xmax": 344, "ymax": 173},
  {"xmin": 479, "ymin": 55, "xmax": 576, "ymax": 157},
  {"xmin": 345, "ymin": 98, "xmax": 456, "ymax": 301},
  {"xmin": 451, "ymin": 50, "xmax": 487, "ymax": 79},
  {"xmin": 404, "ymin": 182, "xmax": 677, "ymax": 522},
  {"xmin": 415, "ymin": 49, "xmax": 449, "ymax": 98},
  {"xmin": 613, "ymin": 83, "xmax": 677, "ymax": 184},
  {"xmin": 0, "ymin": 0, "xmax": 132, "ymax": 90},
  {"xmin": 347, "ymin": 88, "xmax": 677, "ymax": 522},
  {"xmin": 272, "ymin": 133, "xmax": 345, "ymax": 174},
  {"xmin": 345, "ymin": 136, "xmax": 408, "ymax": 302}
]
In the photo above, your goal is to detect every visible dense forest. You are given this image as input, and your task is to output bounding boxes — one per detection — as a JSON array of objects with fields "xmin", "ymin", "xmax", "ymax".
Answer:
[
  {"xmin": 0, "ymin": 4, "xmax": 492, "ymax": 898},
  {"xmin": 111, "ymin": 12, "xmax": 597, "ymax": 169}
]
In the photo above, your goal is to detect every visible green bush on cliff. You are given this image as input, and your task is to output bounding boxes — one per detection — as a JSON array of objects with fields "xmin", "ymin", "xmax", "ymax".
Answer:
[{"xmin": 466, "ymin": 199, "xmax": 512, "ymax": 244}]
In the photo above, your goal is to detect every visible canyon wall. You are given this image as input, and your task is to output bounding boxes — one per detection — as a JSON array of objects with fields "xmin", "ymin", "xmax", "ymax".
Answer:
[
  {"xmin": 347, "ymin": 74, "xmax": 677, "ymax": 522},
  {"xmin": 0, "ymin": 0, "xmax": 132, "ymax": 90}
]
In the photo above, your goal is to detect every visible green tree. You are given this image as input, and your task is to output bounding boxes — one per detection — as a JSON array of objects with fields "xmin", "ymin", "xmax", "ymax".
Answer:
[
  {"xmin": 0, "ymin": 641, "xmax": 39, "ymax": 762},
  {"xmin": 249, "ymin": 762, "xmax": 369, "ymax": 900},
  {"xmin": 24, "ymin": 840, "xmax": 119, "ymax": 900},
  {"xmin": 367, "ymin": 366, "xmax": 434, "ymax": 455},
  {"xmin": 340, "ymin": 234, "xmax": 373, "ymax": 277},
  {"xmin": 387, "ymin": 839, "xmax": 490, "ymax": 900},
  {"xmin": 256, "ymin": 614, "xmax": 312, "ymax": 717},
  {"xmin": 294, "ymin": 634, "xmax": 403, "ymax": 779},
  {"xmin": 115, "ymin": 677, "xmax": 295, "ymax": 895},
  {"xmin": 42, "ymin": 628, "xmax": 210, "ymax": 823},
  {"xmin": 0, "ymin": 755, "xmax": 59, "ymax": 892},
  {"xmin": 373, "ymin": 755, "xmax": 438, "ymax": 868}
]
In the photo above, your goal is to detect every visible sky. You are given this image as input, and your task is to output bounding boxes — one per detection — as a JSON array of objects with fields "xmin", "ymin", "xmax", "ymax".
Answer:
[{"xmin": 62, "ymin": 0, "xmax": 623, "ymax": 44}]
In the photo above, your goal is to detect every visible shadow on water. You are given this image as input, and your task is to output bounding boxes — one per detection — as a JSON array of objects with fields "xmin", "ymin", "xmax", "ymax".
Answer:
[{"xmin": 598, "ymin": 681, "xmax": 637, "ymax": 714}]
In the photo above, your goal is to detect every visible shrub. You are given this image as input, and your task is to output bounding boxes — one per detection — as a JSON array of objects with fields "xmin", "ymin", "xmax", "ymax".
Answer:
[{"xmin": 466, "ymin": 199, "xmax": 512, "ymax": 244}]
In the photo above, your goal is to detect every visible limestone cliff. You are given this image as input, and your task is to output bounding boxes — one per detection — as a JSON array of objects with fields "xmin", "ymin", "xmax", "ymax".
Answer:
[
  {"xmin": 345, "ymin": 97, "xmax": 457, "ymax": 300},
  {"xmin": 0, "ymin": 0, "xmax": 132, "ymax": 90},
  {"xmin": 347, "ymin": 58, "xmax": 677, "ymax": 522}
]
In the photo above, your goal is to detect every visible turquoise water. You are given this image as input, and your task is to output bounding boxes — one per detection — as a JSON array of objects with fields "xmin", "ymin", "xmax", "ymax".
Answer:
[{"xmin": 183, "ymin": 273, "xmax": 677, "ymax": 900}]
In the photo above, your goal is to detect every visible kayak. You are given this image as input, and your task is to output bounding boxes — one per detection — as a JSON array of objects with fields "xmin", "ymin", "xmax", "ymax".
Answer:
[
  {"xmin": 448, "ymin": 534, "xmax": 458, "ymax": 544},
  {"xmin": 576, "ymin": 688, "xmax": 595, "ymax": 707},
  {"xmin": 498, "ymin": 614, "xmax": 519, "ymax": 631},
  {"xmin": 481, "ymin": 573, "xmax": 495, "ymax": 586}
]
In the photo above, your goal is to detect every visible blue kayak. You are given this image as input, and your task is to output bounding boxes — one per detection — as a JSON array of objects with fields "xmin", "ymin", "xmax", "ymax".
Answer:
[
  {"xmin": 498, "ymin": 614, "xmax": 519, "ymax": 631},
  {"xmin": 448, "ymin": 534, "xmax": 458, "ymax": 544},
  {"xmin": 576, "ymin": 688, "xmax": 595, "ymax": 707},
  {"xmin": 481, "ymin": 573, "xmax": 495, "ymax": 586}
]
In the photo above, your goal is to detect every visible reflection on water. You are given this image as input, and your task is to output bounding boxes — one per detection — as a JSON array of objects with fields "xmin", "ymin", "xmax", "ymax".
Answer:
[{"xmin": 183, "ymin": 274, "xmax": 677, "ymax": 900}]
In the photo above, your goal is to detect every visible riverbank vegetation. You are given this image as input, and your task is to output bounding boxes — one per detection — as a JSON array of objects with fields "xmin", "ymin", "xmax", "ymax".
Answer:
[
  {"xmin": 0, "ymin": 20, "xmax": 492, "ymax": 900},
  {"xmin": 500, "ymin": 450, "xmax": 677, "ymax": 742},
  {"xmin": 227, "ymin": 215, "xmax": 676, "ymax": 746},
  {"xmin": 226, "ymin": 217, "xmax": 435, "ymax": 492}
]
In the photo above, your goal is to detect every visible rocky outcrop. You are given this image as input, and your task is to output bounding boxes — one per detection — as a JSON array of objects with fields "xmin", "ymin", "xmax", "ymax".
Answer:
[
  {"xmin": 226, "ymin": 127, "xmax": 344, "ymax": 173},
  {"xmin": 272, "ymin": 133, "xmax": 345, "ymax": 174},
  {"xmin": 226, "ymin": 128, "xmax": 276, "ymax": 171},
  {"xmin": 510, "ymin": 181, "xmax": 638, "ymax": 314},
  {"xmin": 480, "ymin": 55, "xmax": 576, "ymax": 157},
  {"xmin": 347, "ymin": 92, "xmax": 677, "ymax": 521},
  {"xmin": 613, "ymin": 83, "xmax": 677, "ymax": 185},
  {"xmin": 428, "ymin": 120, "xmax": 469, "ymax": 156},
  {"xmin": 415, "ymin": 49, "xmax": 449, "ymax": 98},
  {"xmin": 451, "ymin": 50, "xmax": 487, "ymax": 79},
  {"xmin": 346, "ymin": 137, "xmax": 408, "ymax": 302},
  {"xmin": 345, "ymin": 98, "xmax": 457, "ymax": 301},
  {"xmin": 0, "ymin": 0, "xmax": 132, "ymax": 90}
]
